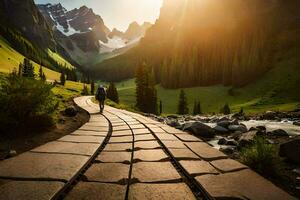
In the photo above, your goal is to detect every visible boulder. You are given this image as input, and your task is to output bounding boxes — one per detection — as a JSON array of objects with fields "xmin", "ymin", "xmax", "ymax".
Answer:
[
  {"xmin": 64, "ymin": 106, "xmax": 78, "ymax": 117},
  {"xmin": 219, "ymin": 147, "xmax": 236, "ymax": 155},
  {"xmin": 279, "ymin": 138, "xmax": 300, "ymax": 164},
  {"xmin": 261, "ymin": 111, "xmax": 277, "ymax": 120},
  {"xmin": 256, "ymin": 126, "xmax": 266, "ymax": 131},
  {"xmin": 293, "ymin": 121, "xmax": 300, "ymax": 126},
  {"xmin": 166, "ymin": 120, "xmax": 180, "ymax": 127},
  {"xmin": 228, "ymin": 125, "xmax": 248, "ymax": 133},
  {"xmin": 238, "ymin": 131, "xmax": 257, "ymax": 147},
  {"xmin": 216, "ymin": 120, "xmax": 231, "ymax": 129},
  {"xmin": 218, "ymin": 138, "xmax": 227, "ymax": 145},
  {"xmin": 213, "ymin": 125, "xmax": 229, "ymax": 133},
  {"xmin": 226, "ymin": 140, "xmax": 238, "ymax": 146},
  {"xmin": 229, "ymin": 131, "xmax": 243, "ymax": 141},
  {"xmin": 182, "ymin": 122, "xmax": 215, "ymax": 138},
  {"xmin": 269, "ymin": 129, "xmax": 289, "ymax": 137}
]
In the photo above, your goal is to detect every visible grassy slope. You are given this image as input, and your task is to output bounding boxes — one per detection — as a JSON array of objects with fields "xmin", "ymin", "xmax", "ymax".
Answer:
[
  {"xmin": 0, "ymin": 36, "xmax": 60, "ymax": 80},
  {"xmin": 100, "ymin": 51, "xmax": 300, "ymax": 114},
  {"xmin": 47, "ymin": 49, "xmax": 74, "ymax": 69}
]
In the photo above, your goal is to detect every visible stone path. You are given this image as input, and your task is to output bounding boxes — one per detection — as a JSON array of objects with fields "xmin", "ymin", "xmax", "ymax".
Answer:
[{"xmin": 0, "ymin": 96, "xmax": 296, "ymax": 200}]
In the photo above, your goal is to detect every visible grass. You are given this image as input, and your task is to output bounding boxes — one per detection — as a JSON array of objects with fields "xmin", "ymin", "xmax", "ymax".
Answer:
[
  {"xmin": 96, "ymin": 39, "xmax": 300, "ymax": 114},
  {"xmin": 0, "ymin": 36, "xmax": 60, "ymax": 81},
  {"xmin": 240, "ymin": 137, "xmax": 278, "ymax": 175},
  {"xmin": 47, "ymin": 49, "xmax": 74, "ymax": 69}
]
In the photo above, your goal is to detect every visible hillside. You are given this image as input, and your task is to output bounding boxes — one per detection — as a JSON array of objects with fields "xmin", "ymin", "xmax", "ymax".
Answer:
[
  {"xmin": 92, "ymin": 0, "xmax": 300, "ymax": 89},
  {"xmin": 107, "ymin": 30, "xmax": 300, "ymax": 114},
  {"xmin": 0, "ymin": 36, "xmax": 60, "ymax": 80}
]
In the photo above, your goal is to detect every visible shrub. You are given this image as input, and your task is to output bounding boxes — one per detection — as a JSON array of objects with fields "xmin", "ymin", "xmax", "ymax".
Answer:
[
  {"xmin": 0, "ymin": 73, "xmax": 58, "ymax": 136},
  {"xmin": 240, "ymin": 137, "xmax": 278, "ymax": 176},
  {"xmin": 81, "ymin": 85, "xmax": 89, "ymax": 95}
]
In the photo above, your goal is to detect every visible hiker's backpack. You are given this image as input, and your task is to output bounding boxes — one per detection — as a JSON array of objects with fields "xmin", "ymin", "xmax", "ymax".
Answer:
[{"xmin": 96, "ymin": 87, "xmax": 106, "ymax": 101}]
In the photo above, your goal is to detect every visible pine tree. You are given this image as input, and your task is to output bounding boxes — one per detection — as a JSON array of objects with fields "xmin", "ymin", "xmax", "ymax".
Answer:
[
  {"xmin": 177, "ymin": 90, "xmax": 189, "ymax": 115},
  {"xmin": 107, "ymin": 82, "xmax": 119, "ymax": 103},
  {"xmin": 91, "ymin": 80, "xmax": 95, "ymax": 95},
  {"xmin": 135, "ymin": 64, "xmax": 146, "ymax": 111},
  {"xmin": 18, "ymin": 63, "xmax": 23, "ymax": 76},
  {"xmin": 159, "ymin": 100, "xmax": 163, "ymax": 115},
  {"xmin": 22, "ymin": 58, "xmax": 35, "ymax": 78},
  {"xmin": 60, "ymin": 72, "xmax": 66, "ymax": 86},
  {"xmin": 221, "ymin": 103, "xmax": 231, "ymax": 115},
  {"xmin": 193, "ymin": 101, "xmax": 198, "ymax": 115}
]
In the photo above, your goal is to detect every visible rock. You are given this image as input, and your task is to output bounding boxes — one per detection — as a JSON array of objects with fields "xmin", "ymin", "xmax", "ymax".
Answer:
[
  {"xmin": 166, "ymin": 120, "xmax": 180, "ymax": 127},
  {"xmin": 269, "ymin": 129, "xmax": 289, "ymax": 137},
  {"xmin": 293, "ymin": 121, "xmax": 300, "ymax": 126},
  {"xmin": 216, "ymin": 120, "xmax": 231, "ymax": 128},
  {"xmin": 261, "ymin": 111, "xmax": 277, "ymax": 120},
  {"xmin": 219, "ymin": 147, "xmax": 236, "ymax": 155},
  {"xmin": 182, "ymin": 122, "xmax": 215, "ymax": 138},
  {"xmin": 279, "ymin": 138, "xmax": 300, "ymax": 164},
  {"xmin": 213, "ymin": 125, "xmax": 229, "ymax": 133},
  {"xmin": 64, "ymin": 106, "xmax": 78, "ymax": 117},
  {"xmin": 226, "ymin": 140, "xmax": 238, "ymax": 146},
  {"xmin": 217, "ymin": 117, "xmax": 230, "ymax": 123},
  {"xmin": 238, "ymin": 131, "xmax": 257, "ymax": 147},
  {"xmin": 228, "ymin": 125, "xmax": 248, "ymax": 133},
  {"xmin": 229, "ymin": 131, "xmax": 243, "ymax": 141},
  {"xmin": 218, "ymin": 138, "xmax": 227, "ymax": 145},
  {"xmin": 230, "ymin": 119, "xmax": 239, "ymax": 125},
  {"xmin": 8, "ymin": 150, "xmax": 17, "ymax": 158},
  {"xmin": 256, "ymin": 126, "xmax": 266, "ymax": 131}
]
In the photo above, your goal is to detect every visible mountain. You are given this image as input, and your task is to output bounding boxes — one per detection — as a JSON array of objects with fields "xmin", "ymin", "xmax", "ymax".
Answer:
[
  {"xmin": 0, "ymin": 0, "xmax": 78, "ymax": 73},
  {"xmin": 92, "ymin": 0, "xmax": 300, "ymax": 88},
  {"xmin": 38, "ymin": 4, "xmax": 152, "ymax": 66}
]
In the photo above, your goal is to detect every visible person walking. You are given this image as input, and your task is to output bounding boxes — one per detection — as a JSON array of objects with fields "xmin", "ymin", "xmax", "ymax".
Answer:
[{"xmin": 95, "ymin": 85, "xmax": 106, "ymax": 113}]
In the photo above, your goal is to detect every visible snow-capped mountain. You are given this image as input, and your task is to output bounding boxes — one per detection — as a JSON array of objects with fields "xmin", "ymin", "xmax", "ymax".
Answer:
[{"xmin": 37, "ymin": 3, "xmax": 152, "ymax": 66}]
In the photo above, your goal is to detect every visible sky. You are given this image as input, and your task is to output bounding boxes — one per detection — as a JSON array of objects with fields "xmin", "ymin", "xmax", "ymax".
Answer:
[{"xmin": 34, "ymin": 0, "xmax": 163, "ymax": 31}]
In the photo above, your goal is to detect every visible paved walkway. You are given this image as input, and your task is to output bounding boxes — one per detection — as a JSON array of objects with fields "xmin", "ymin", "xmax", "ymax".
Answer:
[{"xmin": 0, "ymin": 96, "xmax": 296, "ymax": 200}]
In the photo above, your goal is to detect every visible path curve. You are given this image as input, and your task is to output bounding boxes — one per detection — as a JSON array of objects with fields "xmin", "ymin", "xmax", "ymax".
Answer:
[{"xmin": 0, "ymin": 96, "xmax": 296, "ymax": 200}]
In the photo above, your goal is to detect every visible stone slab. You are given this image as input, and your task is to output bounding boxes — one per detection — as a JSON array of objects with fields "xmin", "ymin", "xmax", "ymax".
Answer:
[
  {"xmin": 175, "ymin": 134, "xmax": 202, "ymax": 142},
  {"xmin": 31, "ymin": 141, "xmax": 99, "ymax": 156},
  {"xmin": 195, "ymin": 169, "xmax": 296, "ymax": 200},
  {"xmin": 85, "ymin": 163, "xmax": 129, "ymax": 182},
  {"xmin": 112, "ymin": 130, "xmax": 133, "ymax": 137},
  {"xmin": 109, "ymin": 136, "xmax": 133, "ymax": 143},
  {"xmin": 113, "ymin": 125, "xmax": 130, "ymax": 131},
  {"xmin": 186, "ymin": 143, "xmax": 227, "ymax": 161},
  {"xmin": 135, "ymin": 141, "xmax": 161, "ymax": 149},
  {"xmin": 179, "ymin": 160, "xmax": 219, "ymax": 176},
  {"xmin": 132, "ymin": 162, "xmax": 181, "ymax": 182},
  {"xmin": 0, "ymin": 179, "xmax": 64, "ymax": 200},
  {"xmin": 111, "ymin": 122, "xmax": 127, "ymax": 126},
  {"xmin": 97, "ymin": 152, "xmax": 131, "ymax": 163},
  {"xmin": 168, "ymin": 149, "xmax": 199, "ymax": 160},
  {"xmin": 0, "ymin": 152, "xmax": 88, "ymax": 181},
  {"xmin": 71, "ymin": 130, "xmax": 108, "ymax": 137},
  {"xmin": 132, "ymin": 129, "xmax": 151, "ymax": 135},
  {"xmin": 58, "ymin": 135, "xmax": 104, "ymax": 144},
  {"xmin": 149, "ymin": 127, "xmax": 166, "ymax": 133},
  {"xmin": 128, "ymin": 183, "xmax": 196, "ymax": 200},
  {"xmin": 134, "ymin": 150, "xmax": 168, "ymax": 162},
  {"xmin": 134, "ymin": 134, "xmax": 155, "ymax": 142},
  {"xmin": 162, "ymin": 141, "xmax": 186, "ymax": 149},
  {"xmin": 161, "ymin": 126, "xmax": 185, "ymax": 134},
  {"xmin": 210, "ymin": 159, "xmax": 248, "ymax": 173},
  {"xmin": 130, "ymin": 124, "xmax": 145, "ymax": 129},
  {"xmin": 79, "ymin": 126, "xmax": 109, "ymax": 132},
  {"xmin": 66, "ymin": 182, "xmax": 126, "ymax": 200},
  {"xmin": 82, "ymin": 122, "xmax": 108, "ymax": 127},
  {"xmin": 155, "ymin": 133, "xmax": 178, "ymax": 141},
  {"xmin": 126, "ymin": 121, "xmax": 140, "ymax": 125},
  {"xmin": 104, "ymin": 143, "xmax": 132, "ymax": 151}
]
